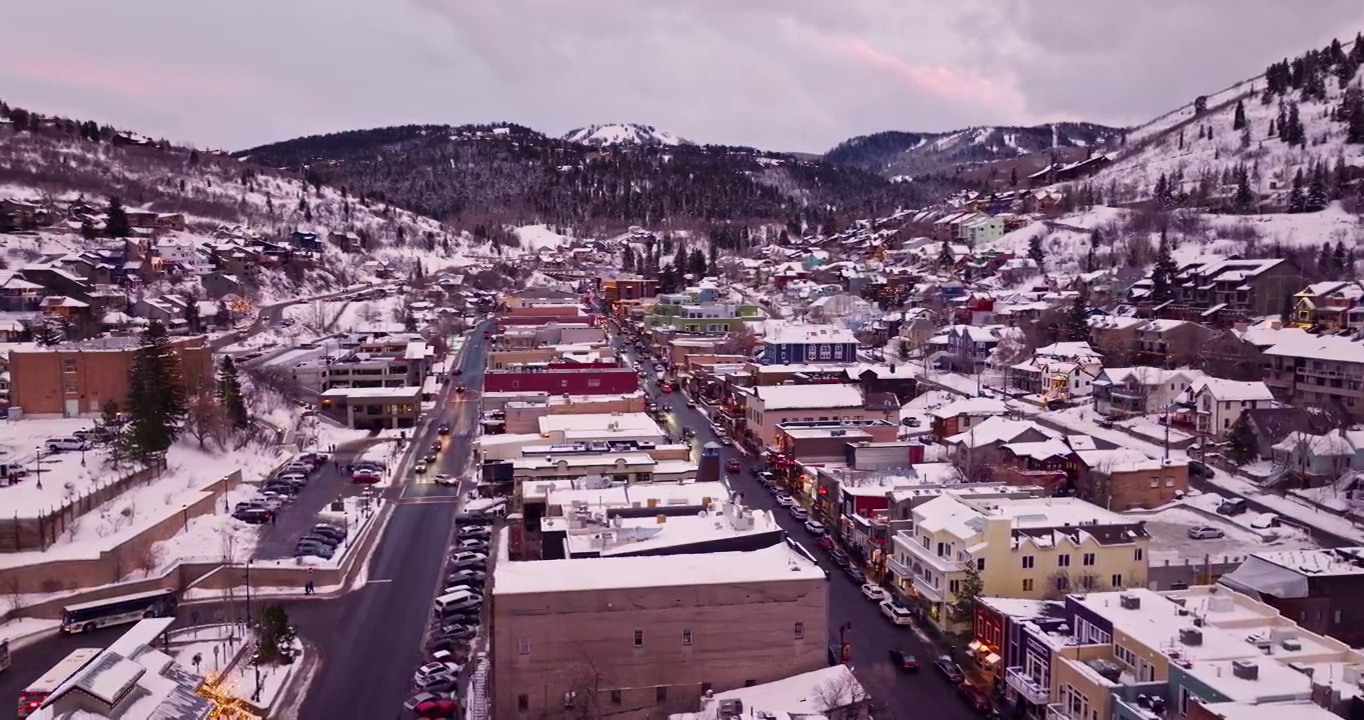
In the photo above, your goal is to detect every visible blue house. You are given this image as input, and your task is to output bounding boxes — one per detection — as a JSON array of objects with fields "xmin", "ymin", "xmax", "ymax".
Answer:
[{"xmin": 760, "ymin": 324, "xmax": 857, "ymax": 365}]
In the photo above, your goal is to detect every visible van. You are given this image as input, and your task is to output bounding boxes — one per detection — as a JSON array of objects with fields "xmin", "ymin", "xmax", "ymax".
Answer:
[
  {"xmin": 433, "ymin": 590, "xmax": 482, "ymax": 615},
  {"xmin": 45, "ymin": 437, "xmax": 90, "ymax": 453}
]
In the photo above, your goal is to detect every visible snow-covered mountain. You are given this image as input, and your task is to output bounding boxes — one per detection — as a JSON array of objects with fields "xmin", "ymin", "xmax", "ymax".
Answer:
[
  {"xmin": 562, "ymin": 123, "xmax": 690, "ymax": 147},
  {"xmin": 826, "ymin": 123, "xmax": 1124, "ymax": 178},
  {"xmin": 1071, "ymin": 35, "xmax": 1364, "ymax": 208}
]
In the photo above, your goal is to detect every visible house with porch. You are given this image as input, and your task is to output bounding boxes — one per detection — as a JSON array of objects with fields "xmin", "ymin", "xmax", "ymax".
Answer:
[
  {"xmin": 1091, "ymin": 367, "xmax": 1204, "ymax": 418},
  {"xmin": 1176, "ymin": 377, "xmax": 1276, "ymax": 438}
]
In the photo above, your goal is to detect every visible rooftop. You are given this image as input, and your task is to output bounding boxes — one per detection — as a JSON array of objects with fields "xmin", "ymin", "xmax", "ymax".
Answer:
[
  {"xmin": 520, "ymin": 479, "xmax": 729, "ymax": 507},
  {"xmin": 319, "ymin": 385, "xmax": 422, "ymax": 400},
  {"xmin": 537, "ymin": 412, "xmax": 661, "ymax": 436},
  {"xmin": 765, "ymin": 323, "xmax": 857, "ymax": 345},
  {"xmin": 752, "ymin": 383, "xmax": 864, "ymax": 410},
  {"xmin": 492, "ymin": 539, "xmax": 825, "ymax": 595},
  {"xmin": 678, "ymin": 665, "xmax": 865, "ymax": 720},
  {"xmin": 545, "ymin": 500, "xmax": 783, "ymax": 556}
]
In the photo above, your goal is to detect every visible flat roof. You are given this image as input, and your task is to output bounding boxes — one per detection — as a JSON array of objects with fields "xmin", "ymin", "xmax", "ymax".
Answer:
[
  {"xmin": 521, "ymin": 479, "xmax": 728, "ymax": 506},
  {"xmin": 319, "ymin": 386, "xmax": 422, "ymax": 400},
  {"xmin": 538, "ymin": 412, "xmax": 660, "ymax": 434},
  {"xmin": 512, "ymin": 452, "xmax": 656, "ymax": 470},
  {"xmin": 493, "ymin": 541, "xmax": 825, "ymax": 595},
  {"xmin": 547, "ymin": 503, "xmax": 782, "ymax": 556}
]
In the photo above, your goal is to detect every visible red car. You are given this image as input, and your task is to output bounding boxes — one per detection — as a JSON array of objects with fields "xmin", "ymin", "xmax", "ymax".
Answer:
[
  {"xmin": 660, "ymin": 383, "xmax": 672, "ymax": 393},
  {"xmin": 481, "ymin": 331, "xmax": 490, "ymax": 339},
  {"xmin": 817, "ymin": 535, "xmax": 835, "ymax": 550},
  {"xmin": 414, "ymin": 698, "xmax": 459, "ymax": 718},
  {"xmin": 725, "ymin": 459, "xmax": 741, "ymax": 473},
  {"xmin": 352, "ymin": 469, "xmax": 381, "ymax": 484}
]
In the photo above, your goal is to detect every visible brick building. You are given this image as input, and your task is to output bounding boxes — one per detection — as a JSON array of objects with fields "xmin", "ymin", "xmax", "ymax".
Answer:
[
  {"xmin": 10, "ymin": 335, "xmax": 212, "ymax": 417},
  {"xmin": 483, "ymin": 366, "xmax": 639, "ymax": 395}
]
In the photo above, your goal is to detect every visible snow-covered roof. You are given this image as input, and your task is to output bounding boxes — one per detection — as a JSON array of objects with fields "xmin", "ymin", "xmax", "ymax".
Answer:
[
  {"xmin": 1263, "ymin": 334, "xmax": 1364, "ymax": 365},
  {"xmin": 752, "ymin": 384, "xmax": 864, "ymax": 411},
  {"xmin": 945, "ymin": 417, "xmax": 1054, "ymax": 448},
  {"xmin": 1075, "ymin": 449, "xmax": 1168, "ymax": 473},
  {"xmin": 764, "ymin": 323, "xmax": 857, "ymax": 345},
  {"xmin": 1189, "ymin": 377, "xmax": 1275, "ymax": 403},
  {"xmin": 537, "ymin": 412, "xmax": 661, "ymax": 435},
  {"xmin": 928, "ymin": 397, "xmax": 1009, "ymax": 419},
  {"xmin": 492, "ymin": 541, "xmax": 824, "ymax": 595},
  {"xmin": 678, "ymin": 666, "xmax": 864, "ymax": 720}
]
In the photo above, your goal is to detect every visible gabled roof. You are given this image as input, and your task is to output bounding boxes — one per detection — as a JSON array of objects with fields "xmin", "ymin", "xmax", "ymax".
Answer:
[{"xmin": 1188, "ymin": 377, "xmax": 1275, "ymax": 403}]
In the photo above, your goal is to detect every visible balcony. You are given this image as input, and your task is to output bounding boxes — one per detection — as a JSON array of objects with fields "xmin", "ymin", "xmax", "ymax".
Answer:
[
  {"xmin": 887, "ymin": 554, "xmax": 912, "ymax": 580},
  {"xmin": 1005, "ymin": 667, "xmax": 1051, "ymax": 705},
  {"xmin": 911, "ymin": 574, "xmax": 944, "ymax": 602},
  {"xmin": 1046, "ymin": 704, "xmax": 1074, "ymax": 720},
  {"xmin": 902, "ymin": 539, "xmax": 967, "ymax": 573}
]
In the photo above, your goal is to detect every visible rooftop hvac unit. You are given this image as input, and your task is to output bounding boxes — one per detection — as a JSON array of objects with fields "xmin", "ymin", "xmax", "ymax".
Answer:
[
  {"xmin": 1231, "ymin": 659, "xmax": 1259, "ymax": 680},
  {"xmin": 1179, "ymin": 628, "xmax": 1203, "ymax": 646},
  {"xmin": 1280, "ymin": 638, "xmax": 1302, "ymax": 651},
  {"xmin": 1119, "ymin": 593, "xmax": 1141, "ymax": 610}
]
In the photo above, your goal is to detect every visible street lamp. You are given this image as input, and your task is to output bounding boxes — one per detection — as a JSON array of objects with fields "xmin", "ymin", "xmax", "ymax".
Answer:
[{"xmin": 33, "ymin": 446, "xmax": 42, "ymax": 490}]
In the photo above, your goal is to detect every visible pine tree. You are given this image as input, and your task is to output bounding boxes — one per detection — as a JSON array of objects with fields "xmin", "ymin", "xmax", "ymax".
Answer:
[
  {"xmin": 1288, "ymin": 170, "xmax": 1306, "ymax": 212},
  {"xmin": 938, "ymin": 240, "xmax": 956, "ymax": 269},
  {"xmin": 688, "ymin": 248, "xmax": 707, "ymax": 278},
  {"xmin": 1150, "ymin": 233, "xmax": 1177, "ymax": 304},
  {"xmin": 1065, "ymin": 294, "xmax": 1090, "ymax": 342},
  {"xmin": 1227, "ymin": 416, "xmax": 1258, "ymax": 464},
  {"xmin": 1234, "ymin": 165, "xmax": 1254, "ymax": 212},
  {"xmin": 1334, "ymin": 241, "xmax": 1349, "ymax": 276},
  {"xmin": 951, "ymin": 561, "xmax": 985, "ymax": 626},
  {"xmin": 184, "ymin": 300, "xmax": 201, "ymax": 334},
  {"xmin": 1232, "ymin": 99, "xmax": 1247, "ymax": 130},
  {"xmin": 29, "ymin": 313, "xmax": 68, "ymax": 346},
  {"xmin": 120, "ymin": 322, "xmax": 188, "ymax": 464},
  {"xmin": 621, "ymin": 246, "xmax": 635, "ymax": 272},
  {"xmin": 104, "ymin": 196, "xmax": 131, "ymax": 238},
  {"xmin": 79, "ymin": 218, "xmax": 97, "ymax": 240},
  {"xmin": 1307, "ymin": 166, "xmax": 1329, "ymax": 211},
  {"xmin": 1287, "ymin": 103, "xmax": 1304, "ymax": 145},
  {"xmin": 1318, "ymin": 243, "xmax": 1334, "ymax": 277},
  {"xmin": 1027, "ymin": 236, "xmax": 1044, "ymax": 269},
  {"xmin": 1009, "ymin": 167, "xmax": 1018, "ymax": 187},
  {"xmin": 217, "ymin": 356, "xmax": 248, "ymax": 430},
  {"xmin": 215, "ymin": 301, "xmax": 231, "ymax": 328}
]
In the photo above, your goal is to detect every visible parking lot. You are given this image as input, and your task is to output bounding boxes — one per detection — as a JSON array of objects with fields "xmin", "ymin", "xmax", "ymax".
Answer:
[{"xmin": 250, "ymin": 444, "xmax": 385, "ymax": 560}]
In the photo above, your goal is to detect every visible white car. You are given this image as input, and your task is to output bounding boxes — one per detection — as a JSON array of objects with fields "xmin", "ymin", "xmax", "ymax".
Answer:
[
  {"xmin": 861, "ymin": 583, "xmax": 888, "ymax": 601},
  {"xmin": 433, "ymin": 473, "xmax": 457, "ymax": 486},
  {"xmin": 774, "ymin": 494, "xmax": 796, "ymax": 507},
  {"xmin": 414, "ymin": 661, "xmax": 460, "ymax": 683},
  {"xmin": 789, "ymin": 506, "xmax": 809, "ymax": 521},
  {"xmin": 45, "ymin": 437, "xmax": 91, "ymax": 453},
  {"xmin": 879, "ymin": 599, "xmax": 915, "ymax": 625},
  {"xmin": 804, "ymin": 520, "xmax": 825, "ymax": 535},
  {"xmin": 1188, "ymin": 526, "xmax": 1226, "ymax": 540}
]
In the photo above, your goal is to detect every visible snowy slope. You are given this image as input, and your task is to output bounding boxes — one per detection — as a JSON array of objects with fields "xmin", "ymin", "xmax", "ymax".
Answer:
[
  {"xmin": 562, "ymin": 123, "xmax": 690, "ymax": 147},
  {"xmin": 1079, "ymin": 48, "xmax": 1364, "ymax": 205}
]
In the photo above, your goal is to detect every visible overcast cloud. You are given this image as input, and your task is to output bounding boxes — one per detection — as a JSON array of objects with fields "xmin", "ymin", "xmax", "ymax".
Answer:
[{"xmin": 2, "ymin": 1, "xmax": 1362, "ymax": 153}]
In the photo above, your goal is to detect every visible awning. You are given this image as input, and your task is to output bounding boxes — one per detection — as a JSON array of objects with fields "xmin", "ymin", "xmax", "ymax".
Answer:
[
  {"xmin": 985, "ymin": 652, "xmax": 1001, "ymax": 666},
  {"xmin": 1219, "ymin": 556, "xmax": 1309, "ymax": 599}
]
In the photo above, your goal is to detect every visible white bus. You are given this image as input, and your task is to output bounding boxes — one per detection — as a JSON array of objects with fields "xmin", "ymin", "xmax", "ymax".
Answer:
[
  {"xmin": 59, "ymin": 588, "xmax": 177, "ymax": 635},
  {"xmin": 16, "ymin": 648, "xmax": 100, "ymax": 718}
]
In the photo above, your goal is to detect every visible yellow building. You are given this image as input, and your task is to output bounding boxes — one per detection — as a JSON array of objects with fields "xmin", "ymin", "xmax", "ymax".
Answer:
[{"xmin": 888, "ymin": 493, "xmax": 1150, "ymax": 629}]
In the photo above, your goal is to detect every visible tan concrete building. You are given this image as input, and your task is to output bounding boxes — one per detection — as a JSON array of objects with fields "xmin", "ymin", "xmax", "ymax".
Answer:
[
  {"xmin": 10, "ymin": 335, "xmax": 211, "ymax": 417},
  {"xmin": 491, "ymin": 542, "xmax": 829, "ymax": 719},
  {"xmin": 745, "ymin": 384, "xmax": 889, "ymax": 447},
  {"xmin": 502, "ymin": 393, "xmax": 648, "ymax": 433},
  {"xmin": 490, "ymin": 345, "xmax": 617, "ymax": 370}
]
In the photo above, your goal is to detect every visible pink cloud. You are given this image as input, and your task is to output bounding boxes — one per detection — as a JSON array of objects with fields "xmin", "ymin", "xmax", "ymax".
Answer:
[
  {"xmin": 12, "ymin": 58, "xmax": 262, "ymax": 99},
  {"xmin": 820, "ymin": 35, "xmax": 1022, "ymax": 113}
]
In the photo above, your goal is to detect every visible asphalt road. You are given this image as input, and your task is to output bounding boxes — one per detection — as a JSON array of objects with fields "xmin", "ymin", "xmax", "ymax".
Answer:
[
  {"xmin": 0, "ymin": 329, "xmax": 491, "ymax": 720},
  {"xmin": 621, "ymin": 345, "xmax": 982, "ymax": 720}
]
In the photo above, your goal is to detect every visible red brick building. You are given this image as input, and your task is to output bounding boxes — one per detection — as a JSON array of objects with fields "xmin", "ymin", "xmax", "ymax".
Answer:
[
  {"xmin": 483, "ymin": 367, "xmax": 639, "ymax": 394},
  {"xmin": 10, "ymin": 335, "xmax": 212, "ymax": 417}
]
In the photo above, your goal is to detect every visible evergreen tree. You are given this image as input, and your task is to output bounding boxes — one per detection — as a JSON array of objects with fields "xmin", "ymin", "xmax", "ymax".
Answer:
[
  {"xmin": 938, "ymin": 240, "xmax": 956, "ymax": 269},
  {"xmin": 184, "ymin": 300, "xmax": 201, "ymax": 334},
  {"xmin": 1226, "ymin": 416, "xmax": 1258, "ymax": 464},
  {"xmin": 254, "ymin": 604, "xmax": 298, "ymax": 665},
  {"xmin": 707, "ymin": 243, "xmax": 718, "ymax": 277},
  {"xmin": 1318, "ymin": 243, "xmax": 1334, "ymax": 277},
  {"xmin": 1009, "ymin": 166, "xmax": 1018, "ymax": 187},
  {"xmin": 1287, "ymin": 103, "xmax": 1304, "ymax": 145},
  {"xmin": 1334, "ymin": 241, "xmax": 1349, "ymax": 276},
  {"xmin": 1279, "ymin": 292, "xmax": 1294, "ymax": 324},
  {"xmin": 217, "ymin": 356, "xmax": 248, "ymax": 430},
  {"xmin": 688, "ymin": 248, "xmax": 708, "ymax": 278},
  {"xmin": 79, "ymin": 218, "xmax": 97, "ymax": 240},
  {"xmin": 1065, "ymin": 294, "xmax": 1090, "ymax": 342},
  {"xmin": 1232, "ymin": 99, "xmax": 1247, "ymax": 130},
  {"xmin": 1307, "ymin": 166, "xmax": 1329, "ymax": 211},
  {"xmin": 29, "ymin": 313, "xmax": 68, "ymax": 346},
  {"xmin": 120, "ymin": 322, "xmax": 188, "ymax": 464},
  {"xmin": 1150, "ymin": 233, "xmax": 1177, "ymax": 304},
  {"xmin": 104, "ymin": 196, "xmax": 131, "ymax": 238},
  {"xmin": 1288, "ymin": 170, "xmax": 1306, "ymax": 212},
  {"xmin": 1027, "ymin": 235, "xmax": 1045, "ymax": 269},
  {"xmin": 215, "ymin": 301, "xmax": 231, "ymax": 328},
  {"xmin": 672, "ymin": 243, "xmax": 687, "ymax": 276},
  {"xmin": 1234, "ymin": 165, "xmax": 1254, "ymax": 212},
  {"xmin": 951, "ymin": 561, "xmax": 985, "ymax": 626},
  {"xmin": 621, "ymin": 246, "xmax": 635, "ymax": 273}
]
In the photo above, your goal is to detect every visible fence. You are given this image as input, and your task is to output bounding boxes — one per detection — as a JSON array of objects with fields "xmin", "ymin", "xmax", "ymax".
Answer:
[{"xmin": 0, "ymin": 461, "xmax": 165, "ymax": 553}]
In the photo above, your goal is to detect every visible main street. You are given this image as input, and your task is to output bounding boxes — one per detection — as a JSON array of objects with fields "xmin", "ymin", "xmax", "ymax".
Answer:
[
  {"xmin": 620, "ymin": 342, "xmax": 982, "ymax": 720},
  {"xmin": 0, "ymin": 327, "xmax": 491, "ymax": 720}
]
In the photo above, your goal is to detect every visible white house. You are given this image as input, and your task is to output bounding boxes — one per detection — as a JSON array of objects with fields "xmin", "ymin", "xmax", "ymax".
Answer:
[
  {"xmin": 156, "ymin": 238, "xmax": 213, "ymax": 275},
  {"xmin": 1179, "ymin": 377, "xmax": 1275, "ymax": 436},
  {"xmin": 1092, "ymin": 367, "xmax": 1205, "ymax": 417}
]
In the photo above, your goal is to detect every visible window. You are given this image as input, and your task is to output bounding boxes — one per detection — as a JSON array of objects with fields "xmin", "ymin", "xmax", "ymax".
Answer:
[
  {"xmin": 1082, "ymin": 574, "xmax": 1096, "ymax": 589},
  {"xmin": 62, "ymin": 359, "xmax": 77, "ymax": 373},
  {"xmin": 745, "ymin": 680, "xmax": 757, "ymax": 687},
  {"xmin": 587, "ymin": 378, "xmax": 601, "ymax": 388},
  {"xmin": 977, "ymin": 558, "xmax": 986, "ymax": 571},
  {"xmin": 1134, "ymin": 548, "xmax": 1144, "ymax": 561},
  {"xmin": 1111, "ymin": 574, "xmax": 1123, "ymax": 588},
  {"xmin": 518, "ymin": 694, "xmax": 529, "ymax": 711},
  {"xmin": 682, "ymin": 629, "xmax": 693, "ymax": 646},
  {"xmin": 950, "ymin": 579, "xmax": 961, "ymax": 594},
  {"xmin": 1023, "ymin": 578, "xmax": 1034, "ymax": 592},
  {"xmin": 633, "ymin": 630, "xmax": 644, "ymax": 647},
  {"xmin": 656, "ymin": 687, "xmax": 668, "ymax": 702},
  {"xmin": 1022, "ymin": 555, "xmax": 1035, "ymax": 569},
  {"xmin": 922, "ymin": 536, "xmax": 931, "ymax": 549},
  {"xmin": 1115, "ymin": 644, "xmax": 1137, "ymax": 667},
  {"xmin": 1082, "ymin": 553, "xmax": 1095, "ymax": 567},
  {"xmin": 63, "ymin": 382, "xmax": 77, "ymax": 394},
  {"xmin": 611, "ymin": 690, "xmax": 622, "ymax": 705},
  {"xmin": 1055, "ymin": 575, "xmax": 1069, "ymax": 591},
  {"xmin": 517, "ymin": 638, "xmax": 531, "ymax": 655},
  {"xmin": 793, "ymin": 622, "xmax": 805, "ymax": 639},
  {"xmin": 1058, "ymin": 553, "xmax": 1071, "ymax": 567}
]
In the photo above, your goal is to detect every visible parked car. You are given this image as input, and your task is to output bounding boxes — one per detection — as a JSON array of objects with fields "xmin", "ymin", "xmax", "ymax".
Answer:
[
  {"xmin": 725, "ymin": 459, "xmax": 741, "ymax": 473},
  {"xmin": 1188, "ymin": 460, "xmax": 1214, "ymax": 479},
  {"xmin": 803, "ymin": 520, "xmax": 825, "ymax": 535},
  {"xmin": 934, "ymin": 656, "xmax": 965, "ymax": 684},
  {"xmin": 45, "ymin": 437, "xmax": 91, "ymax": 452},
  {"xmin": 233, "ymin": 508, "xmax": 274, "ymax": 525},
  {"xmin": 414, "ymin": 662, "xmax": 460, "ymax": 684},
  {"xmin": 861, "ymin": 583, "xmax": 887, "ymax": 601},
  {"xmin": 889, "ymin": 649, "xmax": 920, "ymax": 672},
  {"xmin": 1188, "ymin": 526, "xmax": 1225, "ymax": 540},
  {"xmin": 958, "ymin": 683, "xmax": 992, "ymax": 712},
  {"xmin": 447, "ymin": 552, "xmax": 488, "ymax": 569},
  {"xmin": 403, "ymin": 692, "xmax": 455, "ymax": 712},
  {"xmin": 880, "ymin": 599, "xmax": 915, "ymax": 625},
  {"xmin": 846, "ymin": 567, "xmax": 866, "ymax": 583},
  {"xmin": 789, "ymin": 506, "xmax": 809, "ymax": 521},
  {"xmin": 413, "ymin": 697, "xmax": 459, "ymax": 718},
  {"xmin": 817, "ymin": 535, "xmax": 835, "ymax": 551},
  {"xmin": 458, "ymin": 526, "xmax": 491, "ymax": 539},
  {"xmin": 447, "ymin": 569, "xmax": 487, "ymax": 585},
  {"xmin": 829, "ymin": 549, "xmax": 850, "ymax": 567},
  {"xmin": 1217, "ymin": 498, "xmax": 1248, "ymax": 515},
  {"xmin": 295, "ymin": 543, "xmax": 334, "ymax": 560},
  {"xmin": 774, "ymin": 494, "xmax": 796, "ymax": 507}
]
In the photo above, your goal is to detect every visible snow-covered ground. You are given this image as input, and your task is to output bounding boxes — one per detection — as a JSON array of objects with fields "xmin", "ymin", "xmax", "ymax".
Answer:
[
  {"xmin": 255, "ymin": 495, "xmax": 380, "ymax": 569},
  {"xmin": 218, "ymin": 637, "xmax": 303, "ymax": 710},
  {"xmin": 0, "ymin": 617, "xmax": 61, "ymax": 645},
  {"xmin": 0, "ymin": 435, "xmax": 286, "ymax": 569},
  {"xmin": 169, "ymin": 623, "xmax": 243, "ymax": 677}
]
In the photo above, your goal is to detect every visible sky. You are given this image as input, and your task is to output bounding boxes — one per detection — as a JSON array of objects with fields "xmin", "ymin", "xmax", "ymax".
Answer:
[{"xmin": 3, "ymin": 1, "xmax": 1364, "ymax": 154}]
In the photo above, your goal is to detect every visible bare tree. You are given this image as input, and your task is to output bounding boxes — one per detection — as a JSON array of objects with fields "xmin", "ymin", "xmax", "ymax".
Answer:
[
  {"xmin": 950, "ymin": 442, "xmax": 1003, "ymax": 484},
  {"xmin": 299, "ymin": 300, "xmax": 339, "ymax": 334},
  {"xmin": 813, "ymin": 669, "xmax": 874, "ymax": 720},
  {"xmin": 134, "ymin": 543, "xmax": 161, "ymax": 577},
  {"xmin": 562, "ymin": 652, "xmax": 613, "ymax": 719},
  {"xmin": 186, "ymin": 392, "xmax": 229, "ymax": 450},
  {"xmin": 721, "ymin": 324, "xmax": 760, "ymax": 357},
  {"xmin": 358, "ymin": 302, "xmax": 381, "ymax": 324},
  {"xmin": 4, "ymin": 576, "xmax": 23, "ymax": 613}
]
